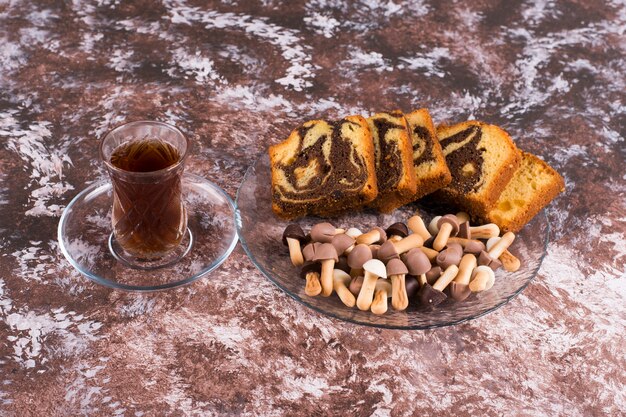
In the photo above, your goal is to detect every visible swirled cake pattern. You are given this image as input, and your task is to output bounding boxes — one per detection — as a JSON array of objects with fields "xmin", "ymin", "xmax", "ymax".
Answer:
[{"xmin": 270, "ymin": 116, "xmax": 377, "ymax": 218}]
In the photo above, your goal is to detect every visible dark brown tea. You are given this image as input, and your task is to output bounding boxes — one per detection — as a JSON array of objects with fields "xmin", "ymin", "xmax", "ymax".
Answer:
[
  {"xmin": 109, "ymin": 138, "xmax": 187, "ymax": 259},
  {"xmin": 110, "ymin": 138, "xmax": 180, "ymax": 172}
]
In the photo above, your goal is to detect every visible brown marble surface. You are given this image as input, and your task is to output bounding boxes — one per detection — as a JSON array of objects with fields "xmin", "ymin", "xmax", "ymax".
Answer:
[{"xmin": 1, "ymin": 0, "xmax": 625, "ymax": 415}]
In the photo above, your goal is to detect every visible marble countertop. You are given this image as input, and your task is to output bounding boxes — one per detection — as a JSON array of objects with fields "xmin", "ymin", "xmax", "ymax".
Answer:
[{"xmin": 1, "ymin": 0, "xmax": 625, "ymax": 415}]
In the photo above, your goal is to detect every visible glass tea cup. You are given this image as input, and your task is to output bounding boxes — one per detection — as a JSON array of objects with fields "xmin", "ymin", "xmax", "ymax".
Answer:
[{"xmin": 100, "ymin": 121, "xmax": 190, "ymax": 269}]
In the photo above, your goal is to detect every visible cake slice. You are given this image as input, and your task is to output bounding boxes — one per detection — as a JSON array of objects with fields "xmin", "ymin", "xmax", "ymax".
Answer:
[
  {"xmin": 367, "ymin": 111, "xmax": 417, "ymax": 213},
  {"xmin": 483, "ymin": 151, "xmax": 565, "ymax": 232},
  {"xmin": 269, "ymin": 115, "xmax": 378, "ymax": 219},
  {"xmin": 404, "ymin": 109, "xmax": 452, "ymax": 200},
  {"xmin": 434, "ymin": 121, "xmax": 521, "ymax": 218}
]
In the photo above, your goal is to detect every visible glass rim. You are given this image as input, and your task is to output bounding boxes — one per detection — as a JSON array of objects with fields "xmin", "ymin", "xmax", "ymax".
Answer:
[{"xmin": 100, "ymin": 120, "xmax": 190, "ymax": 177}]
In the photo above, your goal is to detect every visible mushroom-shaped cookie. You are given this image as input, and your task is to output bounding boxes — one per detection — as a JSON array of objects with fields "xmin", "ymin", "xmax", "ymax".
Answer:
[
  {"xmin": 408, "ymin": 215, "xmax": 431, "ymax": 240},
  {"xmin": 376, "ymin": 241, "xmax": 399, "ymax": 263},
  {"xmin": 469, "ymin": 223, "xmax": 500, "ymax": 239},
  {"xmin": 486, "ymin": 232, "xmax": 516, "ymax": 258},
  {"xmin": 469, "ymin": 265, "xmax": 495, "ymax": 292},
  {"xmin": 283, "ymin": 224, "xmax": 306, "ymax": 266},
  {"xmin": 477, "ymin": 250, "xmax": 503, "ymax": 271},
  {"xmin": 425, "ymin": 266, "xmax": 442, "ymax": 285},
  {"xmin": 433, "ymin": 215, "xmax": 460, "ymax": 251},
  {"xmin": 331, "ymin": 234, "xmax": 355, "ymax": 256},
  {"xmin": 356, "ymin": 226, "xmax": 387, "ymax": 245},
  {"xmin": 457, "ymin": 221, "xmax": 471, "ymax": 239},
  {"xmin": 477, "ymin": 233, "xmax": 516, "ymax": 271},
  {"xmin": 333, "ymin": 269, "xmax": 356, "ymax": 307},
  {"xmin": 402, "ymin": 248, "xmax": 431, "ymax": 287},
  {"xmin": 436, "ymin": 246, "xmax": 462, "ymax": 270},
  {"xmin": 377, "ymin": 233, "xmax": 424, "ymax": 263},
  {"xmin": 312, "ymin": 243, "xmax": 338, "ymax": 297},
  {"xmin": 428, "ymin": 216, "xmax": 442, "ymax": 235},
  {"xmin": 387, "ymin": 258, "xmax": 409, "ymax": 311},
  {"xmin": 385, "ymin": 222, "xmax": 409, "ymax": 243},
  {"xmin": 348, "ymin": 275, "xmax": 364, "ymax": 296},
  {"xmin": 394, "ymin": 233, "xmax": 424, "ymax": 254},
  {"xmin": 447, "ymin": 237, "xmax": 485, "ymax": 255},
  {"xmin": 356, "ymin": 259, "xmax": 387, "ymax": 311},
  {"xmin": 310, "ymin": 222, "xmax": 344, "ymax": 243},
  {"xmin": 418, "ymin": 265, "xmax": 459, "ymax": 307},
  {"xmin": 405, "ymin": 275, "xmax": 419, "ymax": 299},
  {"xmin": 448, "ymin": 254, "xmax": 476, "ymax": 301},
  {"xmin": 345, "ymin": 227, "xmax": 363, "ymax": 239},
  {"xmin": 302, "ymin": 242, "xmax": 321, "ymax": 262},
  {"xmin": 347, "ymin": 244, "xmax": 372, "ymax": 277},
  {"xmin": 371, "ymin": 279, "xmax": 393, "ymax": 315},
  {"xmin": 300, "ymin": 261, "xmax": 322, "ymax": 296},
  {"xmin": 499, "ymin": 249, "xmax": 521, "ymax": 272}
]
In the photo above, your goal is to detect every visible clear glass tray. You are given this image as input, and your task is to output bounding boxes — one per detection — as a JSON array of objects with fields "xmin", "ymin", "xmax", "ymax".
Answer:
[
  {"xmin": 58, "ymin": 173, "xmax": 238, "ymax": 291},
  {"xmin": 236, "ymin": 154, "xmax": 549, "ymax": 329}
]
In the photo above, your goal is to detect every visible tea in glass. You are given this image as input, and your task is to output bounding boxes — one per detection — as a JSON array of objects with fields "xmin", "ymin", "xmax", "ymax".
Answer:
[{"xmin": 100, "ymin": 121, "xmax": 189, "ymax": 264}]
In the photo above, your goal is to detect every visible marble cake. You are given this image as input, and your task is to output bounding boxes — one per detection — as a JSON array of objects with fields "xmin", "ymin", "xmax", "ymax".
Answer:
[
  {"xmin": 269, "ymin": 115, "xmax": 378, "ymax": 219},
  {"xmin": 404, "ymin": 109, "xmax": 452, "ymax": 200},
  {"xmin": 483, "ymin": 151, "xmax": 565, "ymax": 232},
  {"xmin": 434, "ymin": 121, "xmax": 521, "ymax": 218},
  {"xmin": 367, "ymin": 111, "xmax": 417, "ymax": 213}
]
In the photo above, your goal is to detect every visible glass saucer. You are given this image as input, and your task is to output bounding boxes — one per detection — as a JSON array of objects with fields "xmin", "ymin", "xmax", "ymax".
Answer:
[
  {"xmin": 236, "ymin": 154, "xmax": 549, "ymax": 329},
  {"xmin": 58, "ymin": 173, "xmax": 238, "ymax": 291}
]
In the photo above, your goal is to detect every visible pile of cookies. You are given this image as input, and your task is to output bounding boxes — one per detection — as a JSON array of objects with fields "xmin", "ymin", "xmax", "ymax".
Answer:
[{"xmin": 282, "ymin": 212, "xmax": 520, "ymax": 315}]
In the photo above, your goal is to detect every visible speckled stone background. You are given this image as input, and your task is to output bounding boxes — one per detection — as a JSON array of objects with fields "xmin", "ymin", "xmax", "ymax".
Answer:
[{"xmin": 1, "ymin": 0, "xmax": 625, "ymax": 416}]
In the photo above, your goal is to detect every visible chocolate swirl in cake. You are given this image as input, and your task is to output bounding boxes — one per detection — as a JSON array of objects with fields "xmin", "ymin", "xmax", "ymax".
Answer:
[
  {"xmin": 442, "ymin": 125, "xmax": 485, "ymax": 193},
  {"xmin": 296, "ymin": 124, "xmax": 315, "ymax": 141},
  {"xmin": 273, "ymin": 119, "xmax": 370, "ymax": 208},
  {"xmin": 372, "ymin": 117, "xmax": 404, "ymax": 191},
  {"xmin": 412, "ymin": 125, "xmax": 435, "ymax": 165}
]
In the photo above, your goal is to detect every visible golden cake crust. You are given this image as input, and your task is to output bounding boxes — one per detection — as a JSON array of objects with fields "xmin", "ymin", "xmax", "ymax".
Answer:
[
  {"xmin": 434, "ymin": 121, "xmax": 521, "ymax": 218},
  {"xmin": 404, "ymin": 109, "xmax": 452, "ymax": 200},
  {"xmin": 269, "ymin": 115, "xmax": 378, "ymax": 219},
  {"xmin": 483, "ymin": 151, "xmax": 565, "ymax": 232},
  {"xmin": 367, "ymin": 111, "xmax": 417, "ymax": 213}
]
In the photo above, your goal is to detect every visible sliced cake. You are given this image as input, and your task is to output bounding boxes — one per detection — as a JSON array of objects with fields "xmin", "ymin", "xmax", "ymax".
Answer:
[
  {"xmin": 405, "ymin": 109, "xmax": 452, "ymax": 200},
  {"xmin": 434, "ymin": 121, "xmax": 521, "ymax": 218},
  {"xmin": 269, "ymin": 115, "xmax": 378, "ymax": 219},
  {"xmin": 483, "ymin": 151, "xmax": 565, "ymax": 232},
  {"xmin": 367, "ymin": 111, "xmax": 417, "ymax": 213}
]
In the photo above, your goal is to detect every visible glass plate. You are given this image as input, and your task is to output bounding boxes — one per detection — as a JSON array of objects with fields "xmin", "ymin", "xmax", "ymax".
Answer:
[
  {"xmin": 236, "ymin": 154, "xmax": 549, "ymax": 329},
  {"xmin": 58, "ymin": 173, "xmax": 238, "ymax": 291}
]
